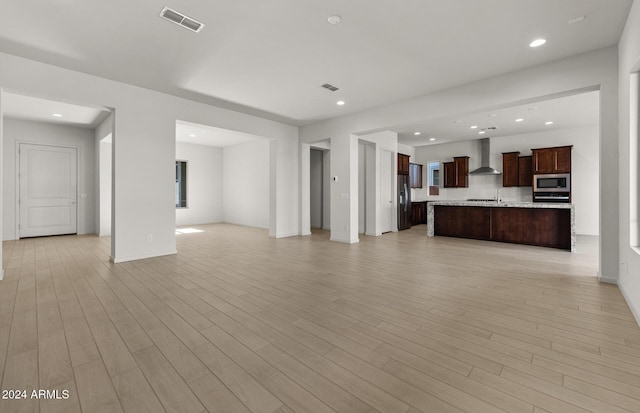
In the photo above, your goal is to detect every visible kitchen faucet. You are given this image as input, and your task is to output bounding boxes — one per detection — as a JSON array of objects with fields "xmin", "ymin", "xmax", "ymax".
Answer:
[{"xmin": 495, "ymin": 188, "xmax": 501, "ymax": 204}]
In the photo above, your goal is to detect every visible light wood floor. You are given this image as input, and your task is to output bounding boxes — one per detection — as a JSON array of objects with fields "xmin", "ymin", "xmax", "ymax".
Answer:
[{"xmin": 0, "ymin": 223, "xmax": 639, "ymax": 413}]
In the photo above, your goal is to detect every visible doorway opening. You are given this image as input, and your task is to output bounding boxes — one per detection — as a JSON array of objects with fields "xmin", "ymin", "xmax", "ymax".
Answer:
[
  {"xmin": 1, "ymin": 91, "xmax": 112, "ymax": 243},
  {"xmin": 174, "ymin": 120, "xmax": 270, "ymax": 235},
  {"xmin": 310, "ymin": 147, "xmax": 329, "ymax": 232}
]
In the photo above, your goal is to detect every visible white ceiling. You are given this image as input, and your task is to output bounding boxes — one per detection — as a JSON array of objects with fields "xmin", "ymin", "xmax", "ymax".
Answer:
[
  {"xmin": 2, "ymin": 92, "xmax": 110, "ymax": 128},
  {"xmin": 0, "ymin": 0, "xmax": 632, "ymax": 126},
  {"xmin": 398, "ymin": 90, "xmax": 600, "ymax": 147},
  {"xmin": 175, "ymin": 121, "xmax": 265, "ymax": 148}
]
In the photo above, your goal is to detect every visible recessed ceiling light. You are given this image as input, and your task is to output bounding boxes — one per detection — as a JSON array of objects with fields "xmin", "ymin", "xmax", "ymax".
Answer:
[
  {"xmin": 414, "ymin": 132, "xmax": 421, "ymax": 135},
  {"xmin": 336, "ymin": 100, "xmax": 345, "ymax": 106},
  {"xmin": 479, "ymin": 130, "xmax": 486, "ymax": 135},
  {"xmin": 189, "ymin": 134, "xmax": 197, "ymax": 137},
  {"xmin": 529, "ymin": 38, "xmax": 547, "ymax": 48},
  {"xmin": 52, "ymin": 113, "xmax": 63, "ymax": 117},
  {"xmin": 429, "ymin": 138, "xmax": 436, "ymax": 141},
  {"xmin": 515, "ymin": 118, "xmax": 524, "ymax": 122},
  {"xmin": 545, "ymin": 121, "xmax": 554, "ymax": 125},
  {"xmin": 328, "ymin": 15, "xmax": 341, "ymax": 25},
  {"xmin": 489, "ymin": 113, "xmax": 497, "ymax": 117},
  {"xmin": 470, "ymin": 125, "xmax": 478, "ymax": 129}
]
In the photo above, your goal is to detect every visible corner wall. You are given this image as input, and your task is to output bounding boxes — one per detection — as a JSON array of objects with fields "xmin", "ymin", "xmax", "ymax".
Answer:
[
  {"xmin": 223, "ymin": 140, "xmax": 270, "ymax": 229},
  {"xmin": 176, "ymin": 142, "xmax": 223, "ymax": 227}
]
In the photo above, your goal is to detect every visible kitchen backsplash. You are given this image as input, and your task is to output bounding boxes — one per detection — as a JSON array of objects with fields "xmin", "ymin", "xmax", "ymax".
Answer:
[{"xmin": 411, "ymin": 174, "xmax": 533, "ymax": 202}]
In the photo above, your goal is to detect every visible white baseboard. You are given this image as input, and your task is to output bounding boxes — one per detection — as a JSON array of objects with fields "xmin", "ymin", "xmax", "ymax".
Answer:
[
  {"xmin": 598, "ymin": 275, "xmax": 618, "ymax": 284},
  {"xmin": 270, "ymin": 232, "xmax": 299, "ymax": 239},
  {"xmin": 329, "ymin": 237, "xmax": 360, "ymax": 244},
  {"xmin": 619, "ymin": 280, "xmax": 640, "ymax": 328},
  {"xmin": 110, "ymin": 249, "xmax": 177, "ymax": 263}
]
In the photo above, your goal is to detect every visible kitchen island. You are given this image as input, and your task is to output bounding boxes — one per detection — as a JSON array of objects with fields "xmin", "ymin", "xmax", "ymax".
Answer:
[{"xmin": 427, "ymin": 200, "xmax": 575, "ymax": 252}]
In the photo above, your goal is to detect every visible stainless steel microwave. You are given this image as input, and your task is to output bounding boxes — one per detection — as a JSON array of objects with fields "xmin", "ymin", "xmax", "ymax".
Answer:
[{"xmin": 533, "ymin": 173, "xmax": 570, "ymax": 192}]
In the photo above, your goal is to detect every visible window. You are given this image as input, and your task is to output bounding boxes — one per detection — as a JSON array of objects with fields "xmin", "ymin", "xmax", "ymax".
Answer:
[
  {"xmin": 428, "ymin": 161, "xmax": 440, "ymax": 196},
  {"xmin": 176, "ymin": 160, "xmax": 187, "ymax": 208}
]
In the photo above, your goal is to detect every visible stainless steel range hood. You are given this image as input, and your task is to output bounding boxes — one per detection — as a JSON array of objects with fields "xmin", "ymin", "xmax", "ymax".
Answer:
[{"xmin": 469, "ymin": 138, "xmax": 501, "ymax": 175}]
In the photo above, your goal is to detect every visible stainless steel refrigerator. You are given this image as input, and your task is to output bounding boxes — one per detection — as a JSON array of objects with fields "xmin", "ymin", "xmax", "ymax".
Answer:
[{"xmin": 398, "ymin": 175, "xmax": 411, "ymax": 230}]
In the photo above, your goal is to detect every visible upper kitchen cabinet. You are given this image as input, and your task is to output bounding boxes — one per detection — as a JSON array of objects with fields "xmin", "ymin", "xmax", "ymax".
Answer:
[
  {"xmin": 532, "ymin": 145, "xmax": 572, "ymax": 174},
  {"xmin": 518, "ymin": 156, "xmax": 533, "ymax": 186},
  {"xmin": 409, "ymin": 163, "xmax": 423, "ymax": 188},
  {"xmin": 398, "ymin": 153, "xmax": 410, "ymax": 175},
  {"xmin": 443, "ymin": 156, "xmax": 469, "ymax": 188},
  {"xmin": 502, "ymin": 152, "xmax": 533, "ymax": 187},
  {"xmin": 502, "ymin": 152, "xmax": 520, "ymax": 187}
]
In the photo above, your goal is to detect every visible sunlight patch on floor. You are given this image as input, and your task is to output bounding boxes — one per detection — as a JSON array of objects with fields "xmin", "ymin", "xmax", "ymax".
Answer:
[{"xmin": 176, "ymin": 227, "xmax": 204, "ymax": 235}]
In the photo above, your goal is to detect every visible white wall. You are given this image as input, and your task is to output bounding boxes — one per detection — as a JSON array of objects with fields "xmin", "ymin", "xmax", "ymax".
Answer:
[
  {"xmin": 358, "ymin": 142, "xmax": 366, "ymax": 233},
  {"xmin": 3, "ymin": 118, "xmax": 96, "ymax": 240},
  {"xmin": 618, "ymin": 1, "xmax": 640, "ymax": 323},
  {"xmin": 94, "ymin": 114, "xmax": 112, "ymax": 237},
  {"xmin": 0, "ymin": 52, "xmax": 298, "ymax": 263},
  {"xmin": 322, "ymin": 150, "xmax": 331, "ymax": 230},
  {"xmin": 0, "ymin": 92, "xmax": 4, "ymax": 278},
  {"xmin": 398, "ymin": 143, "xmax": 415, "ymax": 158},
  {"xmin": 300, "ymin": 47, "xmax": 618, "ymax": 281},
  {"xmin": 98, "ymin": 139, "xmax": 111, "ymax": 236},
  {"xmin": 359, "ymin": 130, "xmax": 399, "ymax": 236},
  {"xmin": 310, "ymin": 149, "xmax": 323, "ymax": 229},
  {"xmin": 175, "ymin": 142, "xmax": 223, "ymax": 227},
  {"xmin": 413, "ymin": 126, "xmax": 599, "ymax": 235},
  {"xmin": 223, "ymin": 140, "xmax": 270, "ymax": 229}
]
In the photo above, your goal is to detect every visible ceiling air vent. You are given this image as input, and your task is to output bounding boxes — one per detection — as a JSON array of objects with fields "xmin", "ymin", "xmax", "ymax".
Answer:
[
  {"xmin": 160, "ymin": 7, "xmax": 204, "ymax": 33},
  {"xmin": 321, "ymin": 83, "xmax": 339, "ymax": 92}
]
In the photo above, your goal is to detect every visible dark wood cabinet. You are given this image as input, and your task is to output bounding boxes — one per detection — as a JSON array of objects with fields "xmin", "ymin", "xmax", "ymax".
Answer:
[
  {"xmin": 410, "ymin": 201, "xmax": 427, "ymax": 225},
  {"xmin": 491, "ymin": 208, "xmax": 571, "ymax": 250},
  {"xmin": 554, "ymin": 146, "xmax": 572, "ymax": 173},
  {"xmin": 502, "ymin": 152, "xmax": 520, "ymax": 187},
  {"xmin": 398, "ymin": 153, "xmax": 410, "ymax": 175},
  {"xmin": 443, "ymin": 156, "xmax": 469, "ymax": 188},
  {"xmin": 532, "ymin": 146, "xmax": 572, "ymax": 174},
  {"xmin": 518, "ymin": 156, "xmax": 533, "ymax": 187},
  {"xmin": 434, "ymin": 205, "xmax": 571, "ymax": 250},
  {"xmin": 502, "ymin": 152, "xmax": 533, "ymax": 187},
  {"xmin": 443, "ymin": 162, "xmax": 455, "ymax": 188},
  {"xmin": 434, "ymin": 206, "xmax": 491, "ymax": 240},
  {"xmin": 409, "ymin": 163, "xmax": 423, "ymax": 188}
]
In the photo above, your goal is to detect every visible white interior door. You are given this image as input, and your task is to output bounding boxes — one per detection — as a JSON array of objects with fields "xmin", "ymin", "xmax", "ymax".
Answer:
[
  {"xmin": 19, "ymin": 144, "xmax": 78, "ymax": 238},
  {"xmin": 380, "ymin": 149, "xmax": 393, "ymax": 233}
]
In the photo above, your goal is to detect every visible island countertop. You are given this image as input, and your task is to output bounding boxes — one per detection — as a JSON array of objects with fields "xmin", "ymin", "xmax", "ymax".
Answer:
[
  {"xmin": 426, "ymin": 201, "xmax": 575, "ymax": 252},
  {"xmin": 426, "ymin": 200, "xmax": 574, "ymax": 209}
]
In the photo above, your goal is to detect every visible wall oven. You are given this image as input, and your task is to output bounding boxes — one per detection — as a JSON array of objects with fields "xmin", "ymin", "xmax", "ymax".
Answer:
[{"xmin": 533, "ymin": 173, "xmax": 571, "ymax": 203}]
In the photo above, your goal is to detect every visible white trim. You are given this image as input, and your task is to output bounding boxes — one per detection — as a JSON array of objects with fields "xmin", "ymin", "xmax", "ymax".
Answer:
[
  {"xmin": 329, "ymin": 236, "xmax": 360, "ymax": 244},
  {"xmin": 271, "ymin": 231, "xmax": 299, "ymax": 239},
  {"xmin": 110, "ymin": 249, "xmax": 177, "ymax": 263},
  {"xmin": 16, "ymin": 141, "xmax": 80, "ymax": 239},
  {"xmin": 597, "ymin": 275, "xmax": 618, "ymax": 284},
  {"xmin": 619, "ymin": 280, "xmax": 640, "ymax": 328}
]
